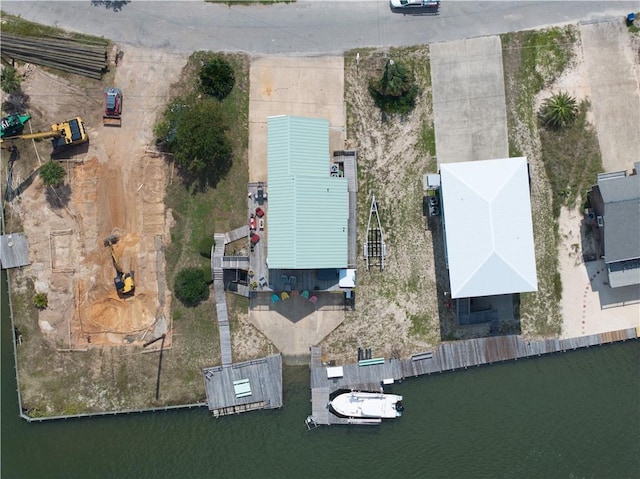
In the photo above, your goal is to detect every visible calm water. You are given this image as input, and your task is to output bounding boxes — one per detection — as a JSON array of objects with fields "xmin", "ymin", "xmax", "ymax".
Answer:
[{"xmin": 2, "ymin": 273, "xmax": 639, "ymax": 479}]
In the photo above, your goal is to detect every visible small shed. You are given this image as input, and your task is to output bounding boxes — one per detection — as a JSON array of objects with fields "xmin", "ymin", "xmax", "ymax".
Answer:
[{"xmin": 0, "ymin": 233, "xmax": 30, "ymax": 269}]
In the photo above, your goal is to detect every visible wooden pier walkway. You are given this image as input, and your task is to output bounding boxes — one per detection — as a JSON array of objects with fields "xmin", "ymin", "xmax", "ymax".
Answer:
[
  {"xmin": 308, "ymin": 328, "xmax": 638, "ymax": 426},
  {"xmin": 212, "ymin": 233, "xmax": 232, "ymax": 367},
  {"xmin": 205, "ymin": 230, "xmax": 283, "ymax": 418}
]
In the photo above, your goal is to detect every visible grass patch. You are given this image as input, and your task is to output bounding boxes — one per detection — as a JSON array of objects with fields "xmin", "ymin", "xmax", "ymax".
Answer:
[
  {"xmin": 0, "ymin": 12, "xmax": 108, "ymax": 45},
  {"xmin": 416, "ymin": 115, "xmax": 436, "ymax": 158},
  {"xmin": 539, "ymin": 100, "xmax": 603, "ymax": 217},
  {"xmin": 501, "ymin": 26, "xmax": 579, "ymax": 337},
  {"xmin": 408, "ymin": 314, "xmax": 431, "ymax": 337},
  {"xmin": 504, "ymin": 26, "xmax": 577, "ymax": 133}
]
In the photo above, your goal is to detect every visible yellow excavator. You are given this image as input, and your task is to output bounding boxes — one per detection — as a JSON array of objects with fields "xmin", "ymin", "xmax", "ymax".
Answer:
[
  {"xmin": 1, "ymin": 117, "xmax": 88, "ymax": 153},
  {"xmin": 103, "ymin": 234, "xmax": 135, "ymax": 297}
]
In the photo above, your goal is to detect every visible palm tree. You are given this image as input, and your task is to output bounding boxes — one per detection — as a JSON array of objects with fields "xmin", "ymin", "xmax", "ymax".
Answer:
[
  {"xmin": 540, "ymin": 91, "xmax": 578, "ymax": 130},
  {"xmin": 39, "ymin": 160, "xmax": 66, "ymax": 188},
  {"xmin": 369, "ymin": 59, "xmax": 420, "ymax": 114}
]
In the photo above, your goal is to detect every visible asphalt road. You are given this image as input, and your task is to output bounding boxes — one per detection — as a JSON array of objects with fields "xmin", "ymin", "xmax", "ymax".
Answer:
[{"xmin": 2, "ymin": 1, "xmax": 638, "ymax": 54}]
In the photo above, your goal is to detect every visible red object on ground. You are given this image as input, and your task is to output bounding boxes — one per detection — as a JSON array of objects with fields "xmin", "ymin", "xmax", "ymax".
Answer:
[
  {"xmin": 255, "ymin": 207, "xmax": 265, "ymax": 218},
  {"xmin": 250, "ymin": 234, "xmax": 260, "ymax": 244}
]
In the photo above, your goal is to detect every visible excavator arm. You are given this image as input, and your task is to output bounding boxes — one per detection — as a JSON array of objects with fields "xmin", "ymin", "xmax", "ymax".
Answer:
[
  {"xmin": 0, "ymin": 117, "xmax": 87, "ymax": 151},
  {"xmin": 105, "ymin": 237, "xmax": 135, "ymax": 297}
]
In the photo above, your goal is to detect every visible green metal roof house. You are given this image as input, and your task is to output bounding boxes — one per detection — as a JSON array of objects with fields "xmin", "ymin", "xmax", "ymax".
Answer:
[{"xmin": 267, "ymin": 115, "xmax": 348, "ymax": 269}]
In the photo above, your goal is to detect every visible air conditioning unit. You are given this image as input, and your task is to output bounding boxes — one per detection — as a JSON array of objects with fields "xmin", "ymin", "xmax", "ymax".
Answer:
[
  {"xmin": 597, "ymin": 216, "xmax": 604, "ymax": 227},
  {"xmin": 330, "ymin": 164, "xmax": 339, "ymax": 173}
]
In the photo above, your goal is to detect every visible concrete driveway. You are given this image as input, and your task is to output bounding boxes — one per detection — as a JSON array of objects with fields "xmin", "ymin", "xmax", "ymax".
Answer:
[
  {"xmin": 250, "ymin": 294, "xmax": 345, "ymax": 357},
  {"xmin": 248, "ymin": 56, "xmax": 345, "ymax": 182},
  {"xmin": 430, "ymin": 36, "xmax": 509, "ymax": 164},
  {"xmin": 581, "ymin": 21, "xmax": 640, "ymax": 173}
]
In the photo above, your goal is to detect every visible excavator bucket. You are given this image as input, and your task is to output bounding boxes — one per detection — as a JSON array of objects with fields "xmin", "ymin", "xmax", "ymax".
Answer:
[{"xmin": 103, "ymin": 234, "xmax": 119, "ymax": 247}]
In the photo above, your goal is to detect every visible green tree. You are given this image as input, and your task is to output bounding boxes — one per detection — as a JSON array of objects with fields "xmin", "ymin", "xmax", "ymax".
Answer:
[
  {"xmin": 539, "ymin": 91, "xmax": 578, "ymax": 130},
  {"xmin": 39, "ymin": 160, "xmax": 66, "ymax": 188},
  {"xmin": 170, "ymin": 99, "xmax": 233, "ymax": 185},
  {"xmin": 199, "ymin": 57, "xmax": 235, "ymax": 100},
  {"xmin": 1, "ymin": 66, "xmax": 22, "ymax": 94},
  {"xmin": 368, "ymin": 59, "xmax": 420, "ymax": 115},
  {"xmin": 174, "ymin": 267, "xmax": 210, "ymax": 307}
]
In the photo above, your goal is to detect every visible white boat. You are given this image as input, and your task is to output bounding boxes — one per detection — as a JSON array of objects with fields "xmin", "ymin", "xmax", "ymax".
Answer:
[{"xmin": 329, "ymin": 391, "xmax": 404, "ymax": 420}]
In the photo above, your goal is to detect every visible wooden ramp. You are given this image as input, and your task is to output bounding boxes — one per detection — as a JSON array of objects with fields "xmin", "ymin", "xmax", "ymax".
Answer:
[{"xmin": 225, "ymin": 225, "xmax": 249, "ymax": 244}]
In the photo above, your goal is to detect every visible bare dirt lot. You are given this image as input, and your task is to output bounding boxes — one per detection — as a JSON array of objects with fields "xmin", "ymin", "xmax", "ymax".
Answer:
[{"xmin": 8, "ymin": 48, "xmax": 185, "ymax": 349}]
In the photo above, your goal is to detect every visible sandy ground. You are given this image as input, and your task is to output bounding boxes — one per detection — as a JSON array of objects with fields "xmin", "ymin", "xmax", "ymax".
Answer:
[
  {"xmin": 9, "ymin": 47, "xmax": 185, "ymax": 348},
  {"xmin": 537, "ymin": 22, "xmax": 640, "ymax": 338},
  {"xmin": 558, "ymin": 206, "xmax": 640, "ymax": 338}
]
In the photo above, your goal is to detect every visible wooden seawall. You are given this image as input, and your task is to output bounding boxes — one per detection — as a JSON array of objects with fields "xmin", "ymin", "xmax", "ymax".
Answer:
[{"xmin": 308, "ymin": 328, "xmax": 638, "ymax": 426}]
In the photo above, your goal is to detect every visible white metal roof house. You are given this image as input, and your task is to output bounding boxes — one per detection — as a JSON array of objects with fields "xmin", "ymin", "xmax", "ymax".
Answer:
[
  {"xmin": 588, "ymin": 162, "xmax": 640, "ymax": 288},
  {"xmin": 440, "ymin": 157, "xmax": 538, "ymax": 299},
  {"xmin": 267, "ymin": 115, "xmax": 349, "ymax": 270}
]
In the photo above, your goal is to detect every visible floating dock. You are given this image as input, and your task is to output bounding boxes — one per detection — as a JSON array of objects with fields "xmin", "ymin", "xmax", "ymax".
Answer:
[{"xmin": 308, "ymin": 327, "xmax": 638, "ymax": 426}]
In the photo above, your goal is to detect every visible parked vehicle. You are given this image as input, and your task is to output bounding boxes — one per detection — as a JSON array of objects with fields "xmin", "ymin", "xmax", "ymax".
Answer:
[
  {"xmin": 390, "ymin": 0, "xmax": 440, "ymax": 9},
  {"xmin": 103, "ymin": 87, "xmax": 123, "ymax": 127}
]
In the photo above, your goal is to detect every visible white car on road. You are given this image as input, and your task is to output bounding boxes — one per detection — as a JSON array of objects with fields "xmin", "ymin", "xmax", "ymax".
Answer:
[{"xmin": 390, "ymin": 0, "xmax": 440, "ymax": 9}]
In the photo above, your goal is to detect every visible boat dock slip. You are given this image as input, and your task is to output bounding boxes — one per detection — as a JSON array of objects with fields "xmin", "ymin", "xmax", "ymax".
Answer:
[
  {"xmin": 204, "ymin": 355, "xmax": 283, "ymax": 417},
  {"xmin": 308, "ymin": 328, "xmax": 638, "ymax": 426}
]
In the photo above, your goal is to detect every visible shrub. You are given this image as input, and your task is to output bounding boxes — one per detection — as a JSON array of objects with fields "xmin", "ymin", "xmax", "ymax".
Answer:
[
  {"xmin": 199, "ymin": 57, "xmax": 235, "ymax": 100},
  {"xmin": 173, "ymin": 267, "xmax": 210, "ymax": 307},
  {"xmin": 39, "ymin": 160, "xmax": 66, "ymax": 188},
  {"xmin": 1, "ymin": 66, "xmax": 22, "ymax": 94},
  {"xmin": 33, "ymin": 293, "xmax": 48, "ymax": 309},
  {"xmin": 539, "ymin": 91, "xmax": 578, "ymax": 130}
]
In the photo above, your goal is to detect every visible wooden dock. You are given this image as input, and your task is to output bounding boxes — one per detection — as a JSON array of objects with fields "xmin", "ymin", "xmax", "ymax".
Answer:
[
  {"xmin": 206, "ymin": 230, "xmax": 283, "ymax": 418},
  {"xmin": 204, "ymin": 355, "xmax": 283, "ymax": 417},
  {"xmin": 308, "ymin": 328, "xmax": 638, "ymax": 426}
]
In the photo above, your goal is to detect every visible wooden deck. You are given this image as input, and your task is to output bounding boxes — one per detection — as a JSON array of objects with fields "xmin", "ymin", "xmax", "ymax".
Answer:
[
  {"xmin": 333, "ymin": 151, "xmax": 358, "ymax": 268},
  {"xmin": 204, "ymin": 355, "xmax": 283, "ymax": 417},
  {"xmin": 308, "ymin": 328, "xmax": 638, "ymax": 426}
]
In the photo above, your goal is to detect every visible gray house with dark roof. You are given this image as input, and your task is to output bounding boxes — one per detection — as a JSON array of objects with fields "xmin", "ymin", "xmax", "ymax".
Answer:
[{"xmin": 588, "ymin": 162, "xmax": 640, "ymax": 288}]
